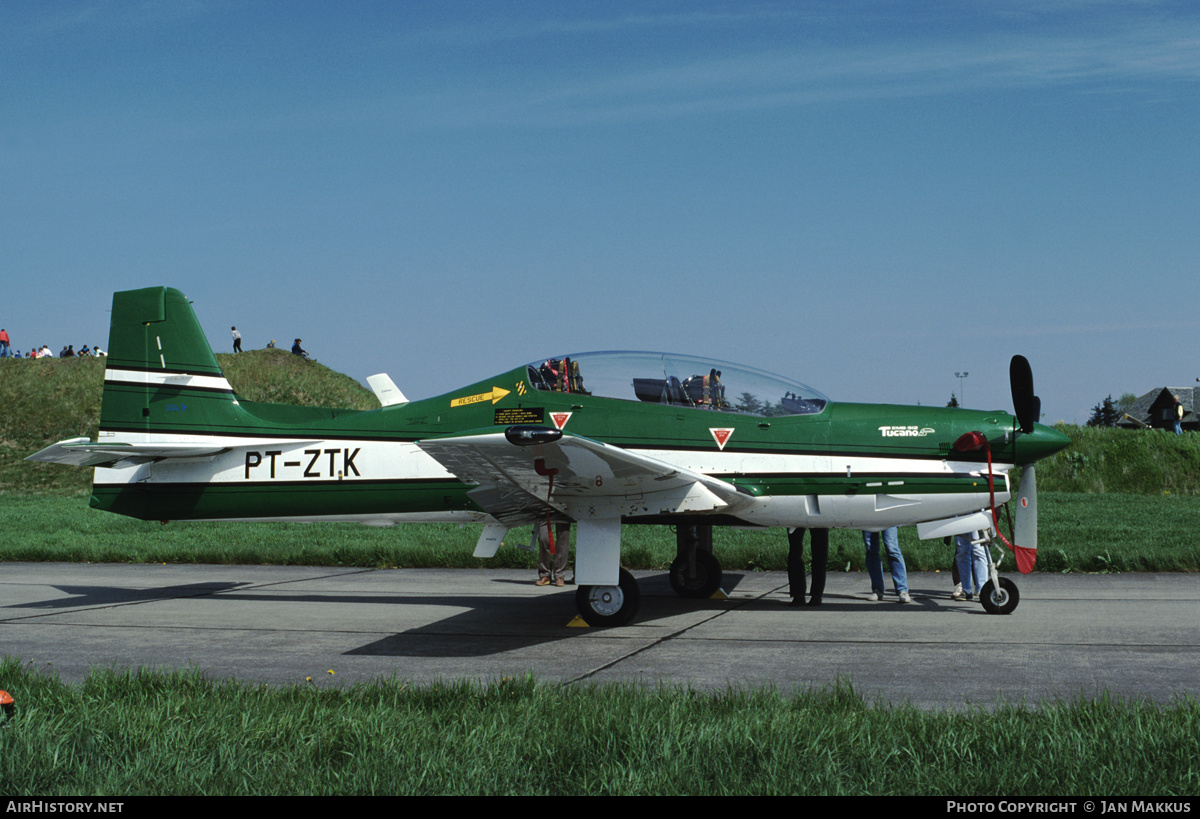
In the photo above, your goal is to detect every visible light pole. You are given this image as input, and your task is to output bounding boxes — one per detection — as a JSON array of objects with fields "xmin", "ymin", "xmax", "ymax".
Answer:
[{"xmin": 955, "ymin": 371, "xmax": 968, "ymax": 408}]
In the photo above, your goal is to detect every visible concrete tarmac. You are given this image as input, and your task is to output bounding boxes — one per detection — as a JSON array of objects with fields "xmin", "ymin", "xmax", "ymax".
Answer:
[{"xmin": 1, "ymin": 562, "xmax": 1197, "ymax": 709}]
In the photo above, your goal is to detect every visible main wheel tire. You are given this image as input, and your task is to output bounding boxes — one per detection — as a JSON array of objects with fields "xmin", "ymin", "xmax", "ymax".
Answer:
[
  {"xmin": 669, "ymin": 550, "xmax": 723, "ymax": 599},
  {"xmin": 980, "ymin": 577, "xmax": 1019, "ymax": 615},
  {"xmin": 576, "ymin": 568, "xmax": 641, "ymax": 627}
]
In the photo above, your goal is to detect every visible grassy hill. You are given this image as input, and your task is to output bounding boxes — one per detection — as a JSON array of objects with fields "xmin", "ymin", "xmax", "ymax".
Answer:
[
  {"xmin": 1030, "ymin": 423, "xmax": 1200, "ymax": 496},
  {"xmin": 5, "ymin": 359, "xmax": 1200, "ymax": 571},
  {"xmin": 0, "ymin": 350, "xmax": 379, "ymax": 495},
  {"xmin": 7, "ymin": 352, "xmax": 1200, "ymax": 498}
]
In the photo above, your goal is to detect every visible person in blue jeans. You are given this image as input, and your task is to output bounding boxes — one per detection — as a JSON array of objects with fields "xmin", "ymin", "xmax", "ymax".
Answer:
[
  {"xmin": 863, "ymin": 527, "xmax": 910, "ymax": 603},
  {"xmin": 953, "ymin": 531, "xmax": 990, "ymax": 601}
]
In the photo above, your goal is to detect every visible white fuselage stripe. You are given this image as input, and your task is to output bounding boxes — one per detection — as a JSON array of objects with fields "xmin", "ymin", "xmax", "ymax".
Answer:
[
  {"xmin": 91, "ymin": 432, "xmax": 1011, "ymax": 486},
  {"xmin": 90, "ymin": 433, "xmax": 1011, "ymax": 529}
]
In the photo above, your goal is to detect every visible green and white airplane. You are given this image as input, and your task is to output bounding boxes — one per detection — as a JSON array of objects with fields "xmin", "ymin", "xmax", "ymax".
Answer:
[{"xmin": 30, "ymin": 286, "xmax": 1070, "ymax": 626}]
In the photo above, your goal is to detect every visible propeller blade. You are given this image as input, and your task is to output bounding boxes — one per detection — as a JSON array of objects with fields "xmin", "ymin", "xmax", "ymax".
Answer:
[
  {"xmin": 1011, "ymin": 465, "xmax": 1038, "ymax": 573},
  {"xmin": 1010, "ymin": 354, "xmax": 1039, "ymax": 434}
]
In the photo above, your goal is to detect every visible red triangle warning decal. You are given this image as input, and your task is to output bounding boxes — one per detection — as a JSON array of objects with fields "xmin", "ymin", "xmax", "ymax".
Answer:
[
  {"xmin": 550, "ymin": 412, "xmax": 572, "ymax": 430},
  {"xmin": 710, "ymin": 428, "xmax": 734, "ymax": 450}
]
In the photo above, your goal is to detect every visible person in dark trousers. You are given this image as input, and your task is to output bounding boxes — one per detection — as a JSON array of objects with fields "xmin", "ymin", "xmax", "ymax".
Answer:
[
  {"xmin": 231, "ymin": 327, "xmax": 242, "ymax": 353},
  {"xmin": 535, "ymin": 520, "xmax": 570, "ymax": 587},
  {"xmin": 788, "ymin": 527, "xmax": 829, "ymax": 607}
]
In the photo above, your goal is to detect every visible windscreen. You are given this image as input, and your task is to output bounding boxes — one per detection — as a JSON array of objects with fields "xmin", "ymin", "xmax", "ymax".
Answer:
[{"xmin": 527, "ymin": 351, "xmax": 829, "ymax": 417}]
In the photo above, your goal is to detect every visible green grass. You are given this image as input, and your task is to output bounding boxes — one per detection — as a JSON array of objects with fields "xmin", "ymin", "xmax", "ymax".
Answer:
[
  {"xmin": 1037, "ymin": 422, "xmax": 1200, "ymax": 495},
  {"xmin": 3, "ymin": 492, "xmax": 1199, "ymax": 573},
  {"xmin": 1, "ymin": 658, "xmax": 1196, "ymax": 796}
]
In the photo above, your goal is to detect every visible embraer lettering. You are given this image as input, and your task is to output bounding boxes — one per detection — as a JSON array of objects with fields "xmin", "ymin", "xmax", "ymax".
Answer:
[{"xmin": 244, "ymin": 448, "xmax": 361, "ymax": 479}]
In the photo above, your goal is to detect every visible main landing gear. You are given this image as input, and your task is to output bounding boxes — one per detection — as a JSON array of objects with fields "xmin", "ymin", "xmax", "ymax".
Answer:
[
  {"xmin": 669, "ymin": 524, "xmax": 723, "ymax": 599},
  {"xmin": 575, "ymin": 569, "xmax": 641, "ymax": 627},
  {"xmin": 573, "ymin": 524, "xmax": 725, "ymax": 627}
]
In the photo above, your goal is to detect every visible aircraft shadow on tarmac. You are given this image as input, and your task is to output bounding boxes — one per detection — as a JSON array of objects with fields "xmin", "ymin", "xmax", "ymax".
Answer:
[
  {"xmin": 8, "ymin": 572, "xmax": 983, "ymax": 659},
  {"xmin": 344, "ymin": 573, "xmax": 979, "ymax": 659},
  {"xmin": 6, "ymin": 575, "xmax": 739, "ymax": 658},
  {"xmin": 344, "ymin": 573, "xmax": 751, "ymax": 658},
  {"xmin": 7, "ymin": 582, "xmax": 253, "ymax": 609}
]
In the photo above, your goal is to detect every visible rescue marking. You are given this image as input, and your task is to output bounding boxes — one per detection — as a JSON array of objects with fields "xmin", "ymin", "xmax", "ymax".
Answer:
[{"xmin": 451, "ymin": 387, "xmax": 512, "ymax": 408}]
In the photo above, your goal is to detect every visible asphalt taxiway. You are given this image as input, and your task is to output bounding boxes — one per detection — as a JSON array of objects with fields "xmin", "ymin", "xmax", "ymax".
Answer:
[{"xmin": 2, "ymin": 563, "xmax": 1197, "ymax": 708}]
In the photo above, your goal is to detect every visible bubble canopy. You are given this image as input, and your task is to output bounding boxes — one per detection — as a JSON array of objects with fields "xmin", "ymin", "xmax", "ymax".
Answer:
[{"xmin": 526, "ymin": 351, "xmax": 829, "ymax": 417}]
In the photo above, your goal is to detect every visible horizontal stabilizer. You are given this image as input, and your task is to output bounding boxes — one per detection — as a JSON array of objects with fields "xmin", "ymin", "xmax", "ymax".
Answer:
[{"xmin": 26, "ymin": 438, "xmax": 230, "ymax": 468}]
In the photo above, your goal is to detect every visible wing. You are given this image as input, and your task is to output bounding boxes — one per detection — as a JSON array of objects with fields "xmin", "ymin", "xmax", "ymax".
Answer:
[{"xmin": 415, "ymin": 427, "xmax": 753, "ymax": 525}]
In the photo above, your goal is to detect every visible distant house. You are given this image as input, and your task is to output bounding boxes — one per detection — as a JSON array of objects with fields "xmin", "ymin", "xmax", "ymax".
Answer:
[{"xmin": 1116, "ymin": 387, "xmax": 1197, "ymax": 431}]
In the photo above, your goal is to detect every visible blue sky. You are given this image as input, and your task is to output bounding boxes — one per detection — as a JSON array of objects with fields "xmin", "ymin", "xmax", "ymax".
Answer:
[{"xmin": 3, "ymin": 1, "xmax": 1197, "ymax": 422}]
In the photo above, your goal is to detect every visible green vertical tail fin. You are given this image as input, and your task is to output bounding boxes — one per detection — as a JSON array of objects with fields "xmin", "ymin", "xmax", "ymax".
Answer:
[
  {"xmin": 100, "ymin": 287, "xmax": 251, "ymax": 437},
  {"xmin": 106, "ymin": 286, "xmax": 224, "ymax": 376}
]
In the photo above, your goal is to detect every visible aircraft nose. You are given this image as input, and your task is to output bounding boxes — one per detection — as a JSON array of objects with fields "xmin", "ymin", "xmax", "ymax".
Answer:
[{"xmin": 1014, "ymin": 422, "xmax": 1071, "ymax": 464}]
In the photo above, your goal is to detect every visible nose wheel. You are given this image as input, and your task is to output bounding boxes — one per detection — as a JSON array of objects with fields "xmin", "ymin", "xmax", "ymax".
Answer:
[{"xmin": 980, "ymin": 577, "xmax": 1019, "ymax": 615}]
